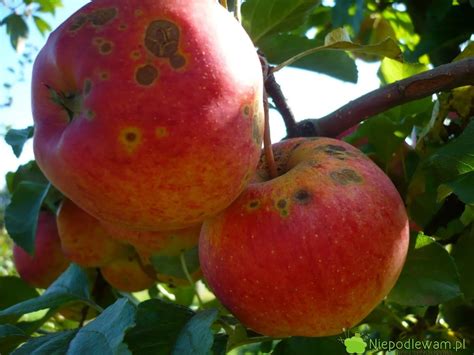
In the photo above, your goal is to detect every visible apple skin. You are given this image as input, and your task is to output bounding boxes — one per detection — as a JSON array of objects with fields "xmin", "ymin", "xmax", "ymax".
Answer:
[
  {"xmin": 101, "ymin": 222, "xmax": 202, "ymax": 286},
  {"xmin": 57, "ymin": 199, "xmax": 130, "ymax": 267},
  {"xmin": 200, "ymin": 137, "xmax": 409, "ymax": 337},
  {"xmin": 13, "ymin": 211, "xmax": 70, "ymax": 289},
  {"xmin": 100, "ymin": 252, "xmax": 156, "ymax": 292},
  {"xmin": 32, "ymin": 0, "xmax": 264, "ymax": 231}
]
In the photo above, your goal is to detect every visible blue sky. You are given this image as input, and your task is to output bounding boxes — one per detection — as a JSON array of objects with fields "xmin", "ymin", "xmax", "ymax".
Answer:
[{"xmin": 0, "ymin": 1, "xmax": 380, "ymax": 189}]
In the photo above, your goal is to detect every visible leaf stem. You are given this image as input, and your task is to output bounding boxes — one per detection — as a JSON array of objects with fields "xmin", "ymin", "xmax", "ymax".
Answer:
[{"xmin": 180, "ymin": 251, "xmax": 204, "ymax": 309}]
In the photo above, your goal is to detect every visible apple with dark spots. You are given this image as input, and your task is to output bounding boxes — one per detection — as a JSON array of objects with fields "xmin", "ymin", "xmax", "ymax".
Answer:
[
  {"xmin": 199, "ymin": 137, "xmax": 409, "ymax": 337},
  {"xmin": 32, "ymin": 0, "xmax": 264, "ymax": 231},
  {"xmin": 13, "ymin": 211, "xmax": 70, "ymax": 289},
  {"xmin": 57, "ymin": 199, "xmax": 130, "ymax": 267}
]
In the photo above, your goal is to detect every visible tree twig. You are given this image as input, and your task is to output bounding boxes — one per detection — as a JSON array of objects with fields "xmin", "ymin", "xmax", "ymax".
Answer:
[
  {"xmin": 263, "ymin": 90, "xmax": 278, "ymax": 178},
  {"xmin": 265, "ymin": 70, "xmax": 298, "ymax": 137},
  {"xmin": 291, "ymin": 57, "xmax": 474, "ymax": 138}
]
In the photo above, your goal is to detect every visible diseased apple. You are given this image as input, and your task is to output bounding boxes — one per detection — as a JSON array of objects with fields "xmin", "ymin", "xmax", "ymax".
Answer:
[
  {"xmin": 13, "ymin": 211, "xmax": 70, "ymax": 288},
  {"xmin": 57, "ymin": 199, "xmax": 129, "ymax": 267},
  {"xmin": 101, "ymin": 222, "xmax": 202, "ymax": 286},
  {"xmin": 32, "ymin": 0, "xmax": 264, "ymax": 231},
  {"xmin": 200, "ymin": 137, "xmax": 409, "ymax": 337}
]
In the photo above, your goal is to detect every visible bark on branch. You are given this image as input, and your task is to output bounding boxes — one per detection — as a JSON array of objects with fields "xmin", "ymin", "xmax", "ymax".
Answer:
[{"xmin": 291, "ymin": 57, "xmax": 474, "ymax": 138}]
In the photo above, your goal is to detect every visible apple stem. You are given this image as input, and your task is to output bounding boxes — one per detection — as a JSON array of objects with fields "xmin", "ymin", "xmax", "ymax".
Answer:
[{"xmin": 179, "ymin": 251, "xmax": 204, "ymax": 309}]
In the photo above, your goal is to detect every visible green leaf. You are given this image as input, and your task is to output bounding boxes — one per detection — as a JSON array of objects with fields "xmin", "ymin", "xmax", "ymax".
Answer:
[
  {"xmin": 452, "ymin": 230, "xmax": 474, "ymax": 300},
  {"xmin": 379, "ymin": 57, "xmax": 427, "ymax": 84},
  {"xmin": 241, "ymin": 0, "xmax": 321, "ymax": 44},
  {"xmin": 172, "ymin": 308, "xmax": 219, "ymax": 355},
  {"xmin": 0, "ymin": 276, "xmax": 39, "ymax": 323},
  {"xmin": 273, "ymin": 336, "xmax": 346, "ymax": 355},
  {"xmin": 438, "ymin": 172, "xmax": 474, "ymax": 205},
  {"xmin": 151, "ymin": 246, "xmax": 200, "ymax": 279},
  {"xmin": 6, "ymin": 161, "xmax": 48, "ymax": 194},
  {"xmin": 13, "ymin": 330, "xmax": 77, "ymax": 355},
  {"xmin": 5, "ymin": 181, "xmax": 50, "ymax": 254},
  {"xmin": 34, "ymin": 0, "xmax": 63, "ymax": 15},
  {"xmin": 125, "ymin": 299, "xmax": 194, "ymax": 355},
  {"xmin": 0, "ymin": 264, "xmax": 95, "ymax": 323},
  {"xmin": 2, "ymin": 14, "xmax": 29, "ymax": 51},
  {"xmin": 0, "ymin": 324, "xmax": 28, "ymax": 355},
  {"xmin": 4, "ymin": 127, "xmax": 34, "ymax": 158},
  {"xmin": 68, "ymin": 298, "xmax": 136, "ymax": 354},
  {"xmin": 387, "ymin": 233, "xmax": 462, "ymax": 306},
  {"xmin": 323, "ymin": 28, "xmax": 402, "ymax": 60},
  {"xmin": 33, "ymin": 16, "xmax": 51, "ymax": 36},
  {"xmin": 258, "ymin": 34, "xmax": 357, "ymax": 82},
  {"xmin": 427, "ymin": 120, "xmax": 474, "ymax": 182}
]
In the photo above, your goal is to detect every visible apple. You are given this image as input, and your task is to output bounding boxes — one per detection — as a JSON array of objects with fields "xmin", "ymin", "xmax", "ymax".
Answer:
[
  {"xmin": 57, "ymin": 198, "xmax": 130, "ymax": 267},
  {"xmin": 199, "ymin": 137, "xmax": 409, "ymax": 337},
  {"xmin": 101, "ymin": 222, "xmax": 202, "ymax": 286},
  {"xmin": 32, "ymin": 0, "xmax": 264, "ymax": 231},
  {"xmin": 13, "ymin": 211, "xmax": 70, "ymax": 288},
  {"xmin": 100, "ymin": 252, "xmax": 156, "ymax": 292}
]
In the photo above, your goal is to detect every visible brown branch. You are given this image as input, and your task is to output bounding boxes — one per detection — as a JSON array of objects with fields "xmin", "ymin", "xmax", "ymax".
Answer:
[
  {"xmin": 265, "ymin": 69, "xmax": 298, "ymax": 137},
  {"xmin": 291, "ymin": 57, "xmax": 474, "ymax": 138}
]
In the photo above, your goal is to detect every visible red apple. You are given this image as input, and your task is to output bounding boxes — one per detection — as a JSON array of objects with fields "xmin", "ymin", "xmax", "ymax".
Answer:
[
  {"xmin": 13, "ymin": 211, "xmax": 70, "ymax": 288},
  {"xmin": 57, "ymin": 199, "xmax": 130, "ymax": 267},
  {"xmin": 200, "ymin": 137, "xmax": 409, "ymax": 337},
  {"xmin": 32, "ymin": 0, "xmax": 264, "ymax": 231}
]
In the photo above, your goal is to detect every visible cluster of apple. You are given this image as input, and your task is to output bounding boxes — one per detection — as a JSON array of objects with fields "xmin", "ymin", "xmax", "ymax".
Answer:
[{"xmin": 18, "ymin": 0, "xmax": 410, "ymax": 337}]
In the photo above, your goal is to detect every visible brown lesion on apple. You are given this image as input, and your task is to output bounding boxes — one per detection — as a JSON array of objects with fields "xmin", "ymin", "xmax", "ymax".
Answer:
[
  {"xmin": 135, "ymin": 64, "xmax": 159, "ymax": 86},
  {"xmin": 246, "ymin": 200, "xmax": 261, "ymax": 212},
  {"xmin": 99, "ymin": 41, "xmax": 113, "ymax": 55},
  {"xmin": 134, "ymin": 9, "xmax": 144, "ymax": 17},
  {"xmin": 293, "ymin": 189, "xmax": 312, "ymax": 204},
  {"xmin": 68, "ymin": 7, "xmax": 118, "ymax": 32},
  {"xmin": 89, "ymin": 8, "xmax": 118, "ymax": 27},
  {"xmin": 144, "ymin": 20, "xmax": 187, "ymax": 70},
  {"xmin": 155, "ymin": 127, "xmax": 168, "ymax": 138},
  {"xmin": 99, "ymin": 71, "xmax": 110, "ymax": 81},
  {"xmin": 85, "ymin": 110, "xmax": 95, "ymax": 120},
  {"xmin": 119, "ymin": 127, "xmax": 142, "ymax": 153},
  {"xmin": 242, "ymin": 105, "xmax": 251, "ymax": 117},
  {"xmin": 330, "ymin": 169, "xmax": 363, "ymax": 185},
  {"xmin": 275, "ymin": 199, "xmax": 290, "ymax": 217},
  {"xmin": 69, "ymin": 14, "xmax": 88, "ymax": 32},
  {"xmin": 118, "ymin": 23, "xmax": 128, "ymax": 31},
  {"xmin": 130, "ymin": 50, "xmax": 141, "ymax": 60}
]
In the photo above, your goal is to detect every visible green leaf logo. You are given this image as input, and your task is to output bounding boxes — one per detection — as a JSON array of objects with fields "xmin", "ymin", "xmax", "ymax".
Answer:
[{"xmin": 343, "ymin": 333, "xmax": 367, "ymax": 354}]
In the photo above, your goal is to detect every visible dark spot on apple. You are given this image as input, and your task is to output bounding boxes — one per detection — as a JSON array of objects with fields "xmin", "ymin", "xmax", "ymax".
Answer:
[
  {"xmin": 100, "ymin": 72, "xmax": 110, "ymax": 80},
  {"xmin": 248, "ymin": 200, "xmax": 260, "ymax": 209},
  {"xmin": 330, "ymin": 169, "xmax": 363, "ymax": 185},
  {"xmin": 316, "ymin": 144, "xmax": 348, "ymax": 157},
  {"xmin": 277, "ymin": 199, "xmax": 287, "ymax": 209},
  {"xmin": 100, "ymin": 42, "xmax": 113, "ymax": 54},
  {"xmin": 130, "ymin": 50, "xmax": 141, "ymax": 60},
  {"xmin": 290, "ymin": 142, "xmax": 303, "ymax": 152},
  {"xmin": 90, "ymin": 8, "xmax": 118, "ymax": 26},
  {"xmin": 145, "ymin": 20, "xmax": 180, "ymax": 57},
  {"xmin": 69, "ymin": 14, "xmax": 88, "ymax": 31},
  {"xmin": 83, "ymin": 79, "xmax": 92, "ymax": 96},
  {"xmin": 118, "ymin": 23, "xmax": 127, "ymax": 31},
  {"xmin": 252, "ymin": 115, "xmax": 262, "ymax": 145},
  {"xmin": 125, "ymin": 132, "xmax": 137, "ymax": 142},
  {"xmin": 170, "ymin": 54, "xmax": 186, "ymax": 69},
  {"xmin": 135, "ymin": 64, "xmax": 159, "ymax": 86},
  {"xmin": 294, "ymin": 190, "xmax": 311, "ymax": 204},
  {"xmin": 243, "ymin": 105, "xmax": 251, "ymax": 117}
]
